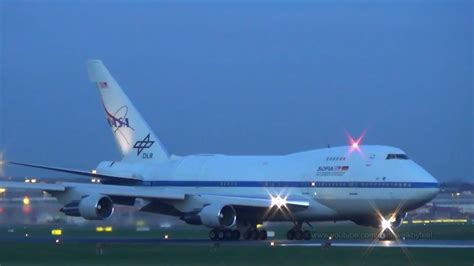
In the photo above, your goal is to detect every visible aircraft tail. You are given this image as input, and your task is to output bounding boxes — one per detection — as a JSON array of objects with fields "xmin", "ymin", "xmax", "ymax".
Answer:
[{"xmin": 86, "ymin": 59, "xmax": 169, "ymax": 163}]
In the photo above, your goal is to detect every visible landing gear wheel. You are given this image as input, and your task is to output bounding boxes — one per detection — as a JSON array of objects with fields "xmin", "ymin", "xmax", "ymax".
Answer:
[
  {"xmin": 209, "ymin": 229, "xmax": 219, "ymax": 241},
  {"xmin": 232, "ymin": 230, "xmax": 241, "ymax": 240},
  {"xmin": 218, "ymin": 230, "xmax": 226, "ymax": 241},
  {"xmin": 224, "ymin": 230, "xmax": 233, "ymax": 240},
  {"xmin": 294, "ymin": 230, "xmax": 303, "ymax": 240},
  {"xmin": 303, "ymin": 230, "xmax": 312, "ymax": 240},
  {"xmin": 287, "ymin": 230, "xmax": 295, "ymax": 240},
  {"xmin": 250, "ymin": 229, "xmax": 259, "ymax": 240},
  {"xmin": 259, "ymin": 230, "xmax": 268, "ymax": 240},
  {"xmin": 244, "ymin": 229, "xmax": 252, "ymax": 240},
  {"xmin": 378, "ymin": 229, "xmax": 395, "ymax": 241}
]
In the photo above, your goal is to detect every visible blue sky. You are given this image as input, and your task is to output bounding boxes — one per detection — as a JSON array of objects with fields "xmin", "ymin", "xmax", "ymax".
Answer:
[{"xmin": 1, "ymin": 0, "xmax": 472, "ymax": 181}]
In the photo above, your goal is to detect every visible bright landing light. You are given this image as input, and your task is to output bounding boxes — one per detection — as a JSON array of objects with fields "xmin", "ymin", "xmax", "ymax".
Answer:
[
  {"xmin": 23, "ymin": 196, "xmax": 30, "ymax": 205},
  {"xmin": 378, "ymin": 214, "xmax": 398, "ymax": 240},
  {"xmin": 381, "ymin": 218, "xmax": 391, "ymax": 231},
  {"xmin": 270, "ymin": 195, "xmax": 288, "ymax": 208},
  {"xmin": 0, "ymin": 152, "xmax": 5, "ymax": 176}
]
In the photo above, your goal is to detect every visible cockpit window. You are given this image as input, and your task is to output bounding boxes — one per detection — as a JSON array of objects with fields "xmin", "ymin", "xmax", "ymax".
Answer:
[{"xmin": 386, "ymin": 154, "xmax": 409, "ymax": 160}]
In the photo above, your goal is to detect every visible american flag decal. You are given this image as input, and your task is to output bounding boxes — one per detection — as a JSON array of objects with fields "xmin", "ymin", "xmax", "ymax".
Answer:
[{"xmin": 98, "ymin": 81, "xmax": 108, "ymax": 89}]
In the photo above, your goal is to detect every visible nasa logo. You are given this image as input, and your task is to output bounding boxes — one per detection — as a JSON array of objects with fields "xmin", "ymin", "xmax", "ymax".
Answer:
[
  {"xmin": 133, "ymin": 133, "xmax": 155, "ymax": 158},
  {"xmin": 104, "ymin": 105, "xmax": 134, "ymax": 131}
]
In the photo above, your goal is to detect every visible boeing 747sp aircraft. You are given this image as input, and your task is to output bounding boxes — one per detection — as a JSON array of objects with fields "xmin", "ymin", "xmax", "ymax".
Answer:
[{"xmin": 0, "ymin": 60, "xmax": 439, "ymax": 241}]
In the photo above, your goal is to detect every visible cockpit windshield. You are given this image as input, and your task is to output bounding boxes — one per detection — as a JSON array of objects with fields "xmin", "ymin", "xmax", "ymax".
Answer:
[{"xmin": 386, "ymin": 154, "xmax": 409, "ymax": 160}]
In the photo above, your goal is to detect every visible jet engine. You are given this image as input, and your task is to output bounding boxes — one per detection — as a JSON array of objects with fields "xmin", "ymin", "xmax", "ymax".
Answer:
[
  {"xmin": 200, "ymin": 204, "xmax": 237, "ymax": 228},
  {"xmin": 391, "ymin": 212, "xmax": 407, "ymax": 228},
  {"xmin": 182, "ymin": 204, "xmax": 237, "ymax": 228},
  {"xmin": 61, "ymin": 194, "xmax": 114, "ymax": 220}
]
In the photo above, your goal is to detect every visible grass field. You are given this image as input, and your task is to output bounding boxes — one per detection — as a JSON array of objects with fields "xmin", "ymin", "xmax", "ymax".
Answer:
[
  {"xmin": 0, "ymin": 224, "xmax": 472, "ymax": 265},
  {"xmin": 0, "ymin": 244, "xmax": 472, "ymax": 266}
]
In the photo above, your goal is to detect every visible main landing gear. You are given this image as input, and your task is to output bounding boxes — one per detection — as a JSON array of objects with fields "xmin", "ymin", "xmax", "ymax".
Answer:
[
  {"xmin": 208, "ymin": 222, "xmax": 313, "ymax": 241},
  {"xmin": 243, "ymin": 228, "xmax": 267, "ymax": 240},
  {"xmin": 209, "ymin": 229, "xmax": 241, "ymax": 241},
  {"xmin": 208, "ymin": 228, "xmax": 268, "ymax": 241},
  {"xmin": 286, "ymin": 222, "xmax": 312, "ymax": 240},
  {"xmin": 286, "ymin": 229, "xmax": 311, "ymax": 240}
]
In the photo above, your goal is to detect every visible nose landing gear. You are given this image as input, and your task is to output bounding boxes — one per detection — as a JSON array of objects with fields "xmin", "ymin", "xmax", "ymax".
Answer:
[
  {"xmin": 378, "ymin": 229, "xmax": 395, "ymax": 241},
  {"xmin": 378, "ymin": 215, "xmax": 400, "ymax": 241}
]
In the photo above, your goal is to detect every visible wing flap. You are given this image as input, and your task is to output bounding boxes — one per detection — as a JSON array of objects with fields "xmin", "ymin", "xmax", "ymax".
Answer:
[{"xmin": 201, "ymin": 194, "xmax": 310, "ymax": 209}]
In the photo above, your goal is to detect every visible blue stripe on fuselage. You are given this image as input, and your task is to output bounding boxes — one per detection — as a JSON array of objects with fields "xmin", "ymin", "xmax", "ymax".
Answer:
[{"xmin": 136, "ymin": 181, "xmax": 439, "ymax": 188}]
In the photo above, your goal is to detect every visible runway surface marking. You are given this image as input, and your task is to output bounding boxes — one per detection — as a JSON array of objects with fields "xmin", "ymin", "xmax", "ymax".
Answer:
[
  {"xmin": 280, "ymin": 240, "xmax": 474, "ymax": 249},
  {"xmin": 0, "ymin": 236, "xmax": 473, "ymax": 248}
]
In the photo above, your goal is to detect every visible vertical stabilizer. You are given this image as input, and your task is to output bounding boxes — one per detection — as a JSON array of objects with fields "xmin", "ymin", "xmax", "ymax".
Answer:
[{"xmin": 86, "ymin": 59, "xmax": 169, "ymax": 163}]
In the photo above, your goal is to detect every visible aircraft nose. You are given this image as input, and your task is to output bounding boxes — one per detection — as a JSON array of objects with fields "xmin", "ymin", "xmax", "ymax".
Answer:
[
  {"xmin": 421, "ymin": 173, "xmax": 440, "ymax": 202},
  {"xmin": 410, "ymin": 162, "xmax": 439, "ymax": 204}
]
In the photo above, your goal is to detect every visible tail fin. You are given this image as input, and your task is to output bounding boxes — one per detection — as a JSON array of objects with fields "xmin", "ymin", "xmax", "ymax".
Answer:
[{"xmin": 86, "ymin": 59, "xmax": 169, "ymax": 163}]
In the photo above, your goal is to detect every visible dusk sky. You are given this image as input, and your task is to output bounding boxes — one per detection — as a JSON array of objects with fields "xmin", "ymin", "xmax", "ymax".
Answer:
[{"xmin": 1, "ymin": 0, "xmax": 472, "ymax": 181}]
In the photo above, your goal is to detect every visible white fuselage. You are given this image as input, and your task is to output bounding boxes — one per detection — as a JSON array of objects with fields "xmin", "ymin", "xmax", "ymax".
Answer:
[{"xmin": 93, "ymin": 145, "xmax": 439, "ymax": 223}]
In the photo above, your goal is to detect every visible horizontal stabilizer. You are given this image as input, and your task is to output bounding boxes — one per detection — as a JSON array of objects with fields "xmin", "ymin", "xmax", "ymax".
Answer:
[
  {"xmin": 0, "ymin": 181, "xmax": 65, "ymax": 191},
  {"xmin": 0, "ymin": 181, "xmax": 185, "ymax": 200}
]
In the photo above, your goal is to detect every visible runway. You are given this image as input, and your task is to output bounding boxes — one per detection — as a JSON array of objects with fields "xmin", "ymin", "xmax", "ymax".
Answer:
[
  {"xmin": 279, "ymin": 240, "xmax": 474, "ymax": 249},
  {"xmin": 0, "ymin": 236, "xmax": 473, "ymax": 248}
]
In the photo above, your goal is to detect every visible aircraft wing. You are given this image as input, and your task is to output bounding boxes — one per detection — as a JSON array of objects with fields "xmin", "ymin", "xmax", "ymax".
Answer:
[
  {"xmin": 0, "ymin": 181, "xmax": 185, "ymax": 200},
  {"xmin": 2, "ymin": 161, "xmax": 310, "ymax": 208},
  {"xmin": 0, "ymin": 181, "xmax": 308, "ymax": 208}
]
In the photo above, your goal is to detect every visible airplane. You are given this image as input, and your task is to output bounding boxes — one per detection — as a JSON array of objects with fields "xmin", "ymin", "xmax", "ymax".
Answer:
[{"xmin": 0, "ymin": 60, "xmax": 439, "ymax": 241}]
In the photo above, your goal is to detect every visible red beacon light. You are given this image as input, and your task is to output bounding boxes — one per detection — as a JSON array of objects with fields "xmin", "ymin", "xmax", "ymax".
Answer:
[{"xmin": 346, "ymin": 129, "xmax": 366, "ymax": 155}]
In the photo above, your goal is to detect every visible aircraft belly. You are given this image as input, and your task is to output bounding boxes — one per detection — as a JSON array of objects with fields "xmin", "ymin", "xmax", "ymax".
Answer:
[{"xmin": 315, "ymin": 188, "xmax": 436, "ymax": 216}]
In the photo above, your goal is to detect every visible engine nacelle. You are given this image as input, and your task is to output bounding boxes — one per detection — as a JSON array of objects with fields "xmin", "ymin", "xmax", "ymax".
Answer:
[
  {"xmin": 392, "ymin": 212, "xmax": 407, "ymax": 228},
  {"xmin": 61, "ymin": 194, "xmax": 114, "ymax": 220},
  {"xmin": 198, "ymin": 204, "xmax": 237, "ymax": 228}
]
